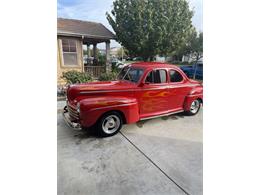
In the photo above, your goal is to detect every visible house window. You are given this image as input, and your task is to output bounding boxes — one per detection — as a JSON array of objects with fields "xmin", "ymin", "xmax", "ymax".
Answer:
[
  {"xmin": 61, "ymin": 39, "xmax": 78, "ymax": 66},
  {"xmin": 145, "ymin": 69, "xmax": 167, "ymax": 83}
]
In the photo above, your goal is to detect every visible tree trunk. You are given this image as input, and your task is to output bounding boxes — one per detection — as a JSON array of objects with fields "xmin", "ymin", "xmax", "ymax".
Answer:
[
  {"xmin": 143, "ymin": 55, "xmax": 154, "ymax": 62},
  {"xmin": 196, "ymin": 53, "xmax": 200, "ymax": 61}
]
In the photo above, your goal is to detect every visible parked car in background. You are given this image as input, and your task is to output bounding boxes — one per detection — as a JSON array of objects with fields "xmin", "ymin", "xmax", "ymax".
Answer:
[
  {"xmin": 133, "ymin": 57, "xmax": 143, "ymax": 61},
  {"xmin": 111, "ymin": 58, "xmax": 126, "ymax": 69},
  {"xmin": 180, "ymin": 60, "xmax": 203, "ymax": 80},
  {"xmin": 63, "ymin": 62, "xmax": 203, "ymax": 137}
]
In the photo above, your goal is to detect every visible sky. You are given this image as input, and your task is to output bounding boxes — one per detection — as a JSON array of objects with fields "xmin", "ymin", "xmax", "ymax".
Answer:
[{"xmin": 58, "ymin": 0, "xmax": 203, "ymax": 49}]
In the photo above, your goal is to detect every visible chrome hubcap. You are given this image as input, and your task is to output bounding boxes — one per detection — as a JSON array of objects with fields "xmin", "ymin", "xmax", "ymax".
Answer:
[
  {"xmin": 102, "ymin": 115, "xmax": 120, "ymax": 134},
  {"xmin": 190, "ymin": 100, "xmax": 200, "ymax": 114}
]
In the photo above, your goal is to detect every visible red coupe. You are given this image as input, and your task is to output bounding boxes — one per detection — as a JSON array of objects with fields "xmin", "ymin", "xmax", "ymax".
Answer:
[{"xmin": 63, "ymin": 62, "xmax": 203, "ymax": 137}]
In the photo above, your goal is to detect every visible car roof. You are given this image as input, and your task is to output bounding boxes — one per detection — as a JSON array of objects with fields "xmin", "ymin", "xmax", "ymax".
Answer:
[{"xmin": 129, "ymin": 62, "xmax": 180, "ymax": 70}]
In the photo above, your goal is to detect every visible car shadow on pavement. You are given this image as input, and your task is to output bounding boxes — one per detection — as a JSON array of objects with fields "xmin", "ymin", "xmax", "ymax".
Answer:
[
  {"xmin": 136, "ymin": 113, "xmax": 186, "ymax": 128},
  {"xmin": 72, "ymin": 126, "xmax": 102, "ymax": 144},
  {"xmin": 161, "ymin": 113, "xmax": 185, "ymax": 120},
  {"xmin": 57, "ymin": 115, "xmax": 98, "ymax": 145},
  {"xmin": 58, "ymin": 111, "xmax": 195, "ymax": 143}
]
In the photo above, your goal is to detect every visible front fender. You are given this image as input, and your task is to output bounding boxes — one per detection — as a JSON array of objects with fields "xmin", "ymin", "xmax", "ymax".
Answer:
[{"xmin": 79, "ymin": 96, "xmax": 139, "ymax": 128}]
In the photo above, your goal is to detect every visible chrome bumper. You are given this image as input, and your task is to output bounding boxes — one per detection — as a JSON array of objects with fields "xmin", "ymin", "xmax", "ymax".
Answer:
[{"xmin": 62, "ymin": 106, "xmax": 82, "ymax": 130}]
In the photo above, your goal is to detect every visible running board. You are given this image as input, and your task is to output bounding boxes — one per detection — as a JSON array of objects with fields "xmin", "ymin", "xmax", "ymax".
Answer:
[{"xmin": 140, "ymin": 110, "xmax": 184, "ymax": 121}]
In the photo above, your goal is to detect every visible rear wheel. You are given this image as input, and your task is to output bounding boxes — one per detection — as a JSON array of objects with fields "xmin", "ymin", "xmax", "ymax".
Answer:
[
  {"xmin": 186, "ymin": 99, "xmax": 201, "ymax": 115},
  {"xmin": 96, "ymin": 111, "xmax": 123, "ymax": 137}
]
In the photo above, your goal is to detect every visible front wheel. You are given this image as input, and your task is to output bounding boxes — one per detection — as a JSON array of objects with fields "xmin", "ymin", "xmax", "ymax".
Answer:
[
  {"xmin": 96, "ymin": 111, "xmax": 123, "ymax": 137},
  {"xmin": 186, "ymin": 99, "xmax": 201, "ymax": 115}
]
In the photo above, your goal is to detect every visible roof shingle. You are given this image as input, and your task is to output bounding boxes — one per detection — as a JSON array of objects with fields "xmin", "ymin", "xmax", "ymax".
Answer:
[{"xmin": 57, "ymin": 18, "xmax": 115, "ymax": 39}]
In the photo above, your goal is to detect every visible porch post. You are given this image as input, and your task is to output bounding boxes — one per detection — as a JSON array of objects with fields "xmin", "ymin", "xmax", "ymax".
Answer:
[
  {"xmin": 105, "ymin": 41, "xmax": 111, "ymax": 71},
  {"xmin": 86, "ymin": 44, "xmax": 91, "ymax": 66},
  {"xmin": 93, "ymin": 43, "xmax": 97, "ymax": 59},
  {"xmin": 87, "ymin": 44, "xmax": 91, "ymax": 57}
]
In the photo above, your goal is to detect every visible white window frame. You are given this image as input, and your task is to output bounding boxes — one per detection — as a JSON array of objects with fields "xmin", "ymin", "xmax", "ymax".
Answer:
[{"xmin": 61, "ymin": 38, "xmax": 79, "ymax": 66}]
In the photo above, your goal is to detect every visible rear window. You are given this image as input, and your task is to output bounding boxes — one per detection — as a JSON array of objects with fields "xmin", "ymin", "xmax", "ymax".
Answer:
[{"xmin": 169, "ymin": 70, "xmax": 183, "ymax": 82}]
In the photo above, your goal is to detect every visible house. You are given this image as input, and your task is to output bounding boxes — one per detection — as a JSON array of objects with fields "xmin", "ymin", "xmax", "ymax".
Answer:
[
  {"xmin": 154, "ymin": 55, "xmax": 166, "ymax": 62},
  {"xmin": 110, "ymin": 47, "xmax": 120, "ymax": 58},
  {"xmin": 57, "ymin": 18, "xmax": 115, "ymax": 85},
  {"xmin": 182, "ymin": 53, "xmax": 203, "ymax": 63}
]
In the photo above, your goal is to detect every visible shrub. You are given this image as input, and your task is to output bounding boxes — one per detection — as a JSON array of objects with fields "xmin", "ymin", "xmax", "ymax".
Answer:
[
  {"xmin": 98, "ymin": 70, "xmax": 119, "ymax": 81},
  {"xmin": 98, "ymin": 53, "xmax": 106, "ymax": 66},
  {"xmin": 62, "ymin": 70, "xmax": 93, "ymax": 84}
]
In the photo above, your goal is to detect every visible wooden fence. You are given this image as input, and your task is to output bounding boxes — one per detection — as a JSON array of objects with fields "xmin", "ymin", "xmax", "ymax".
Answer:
[{"xmin": 84, "ymin": 66, "xmax": 106, "ymax": 78}]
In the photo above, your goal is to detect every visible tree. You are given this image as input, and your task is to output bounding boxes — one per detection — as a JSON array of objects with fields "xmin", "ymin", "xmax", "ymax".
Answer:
[
  {"xmin": 191, "ymin": 32, "xmax": 203, "ymax": 60},
  {"xmin": 116, "ymin": 47, "xmax": 128, "ymax": 59},
  {"xmin": 106, "ymin": 0, "xmax": 193, "ymax": 61},
  {"xmin": 173, "ymin": 28, "xmax": 203, "ymax": 62},
  {"xmin": 97, "ymin": 52, "xmax": 106, "ymax": 66}
]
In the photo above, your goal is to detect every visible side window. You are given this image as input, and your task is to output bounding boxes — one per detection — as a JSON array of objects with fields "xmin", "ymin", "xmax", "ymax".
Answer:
[
  {"xmin": 145, "ymin": 69, "xmax": 167, "ymax": 83},
  {"xmin": 170, "ymin": 70, "xmax": 183, "ymax": 82},
  {"xmin": 145, "ymin": 71, "xmax": 153, "ymax": 83},
  {"xmin": 158, "ymin": 70, "xmax": 167, "ymax": 83}
]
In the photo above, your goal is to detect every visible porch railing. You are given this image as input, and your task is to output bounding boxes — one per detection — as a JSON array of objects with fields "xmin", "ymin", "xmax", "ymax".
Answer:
[{"xmin": 84, "ymin": 66, "xmax": 106, "ymax": 78}]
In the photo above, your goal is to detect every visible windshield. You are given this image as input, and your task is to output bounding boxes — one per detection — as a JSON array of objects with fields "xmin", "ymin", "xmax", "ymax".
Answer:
[{"xmin": 118, "ymin": 67, "xmax": 144, "ymax": 83}]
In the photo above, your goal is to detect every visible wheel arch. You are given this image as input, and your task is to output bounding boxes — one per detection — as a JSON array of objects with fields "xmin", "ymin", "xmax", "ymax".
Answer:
[
  {"xmin": 197, "ymin": 97, "xmax": 203, "ymax": 104},
  {"xmin": 98, "ymin": 110, "xmax": 127, "ymax": 124},
  {"xmin": 183, "ymin": 94, "xmax": 203, "ymax": 111}
]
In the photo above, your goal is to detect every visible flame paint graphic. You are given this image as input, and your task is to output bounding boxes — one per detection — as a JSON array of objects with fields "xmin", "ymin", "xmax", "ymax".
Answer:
[{"xmin": 140, "ymin": 91, "xmax": 170, "ymax": 112}]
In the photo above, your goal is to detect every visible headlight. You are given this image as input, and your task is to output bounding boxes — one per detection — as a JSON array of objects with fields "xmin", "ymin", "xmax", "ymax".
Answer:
[{"xmin": 76, "ymin": 102, "xmax": 80, "ymax": 113}]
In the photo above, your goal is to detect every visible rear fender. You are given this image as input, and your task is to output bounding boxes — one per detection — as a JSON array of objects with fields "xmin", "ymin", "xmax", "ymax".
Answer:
[{"xmin": 184, "ymin": 87, "xmax": 203, "ymax": 111}]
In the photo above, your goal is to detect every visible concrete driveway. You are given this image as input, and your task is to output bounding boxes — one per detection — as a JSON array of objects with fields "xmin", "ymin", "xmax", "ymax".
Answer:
[{"xmin": 58, "ymin": 110, "xmax": 202, "ymax": 195}]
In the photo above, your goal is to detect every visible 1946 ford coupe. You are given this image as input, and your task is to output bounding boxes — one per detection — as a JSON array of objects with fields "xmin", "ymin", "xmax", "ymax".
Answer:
[{"xmin": 63, "ymin": 62, "xmax": 203, "ymax": 137}]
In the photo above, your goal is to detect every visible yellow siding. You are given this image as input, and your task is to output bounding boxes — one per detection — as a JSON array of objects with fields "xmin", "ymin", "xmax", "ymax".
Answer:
[{"xmin": 57, "ymin": 37, "xmax": 84, "ymax": 86}]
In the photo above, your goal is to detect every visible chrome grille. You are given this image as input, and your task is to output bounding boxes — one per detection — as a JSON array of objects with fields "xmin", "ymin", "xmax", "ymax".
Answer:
[{"xmin": 67, "ymin": 105, "xmax": 79, "ymax": 121}]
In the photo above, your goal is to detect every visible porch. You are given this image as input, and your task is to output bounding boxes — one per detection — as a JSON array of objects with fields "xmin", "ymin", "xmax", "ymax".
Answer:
[
  {"xmin": 82, "ymin": 37, "xmax": 111, "ymax": 78},
  {"xmin": 84, "ymin": 66, "xmax": 106, "ymax": 78},
  {"xmin": 57, "ymin": 18, "xmax": 115, "ymax": 82}
]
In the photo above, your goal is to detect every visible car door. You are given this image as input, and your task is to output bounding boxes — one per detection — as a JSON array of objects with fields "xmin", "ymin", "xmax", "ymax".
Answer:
[
  {"xmin": 137, "ymin": 68, "xmax": 171, "ymax": 119},
  {"xmin": 168, "ymin": 69, "xmax": 190, "ymax": 111}
]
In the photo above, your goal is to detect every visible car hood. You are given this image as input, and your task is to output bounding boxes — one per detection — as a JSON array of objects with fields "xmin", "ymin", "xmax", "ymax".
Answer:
[
  {"xmin": 72, "ymin": 80, "xmax": 136, "ymax": 90},
  {"xmin": 67, "ymin": 80, "xmax": 136, "ymax": 102}
]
